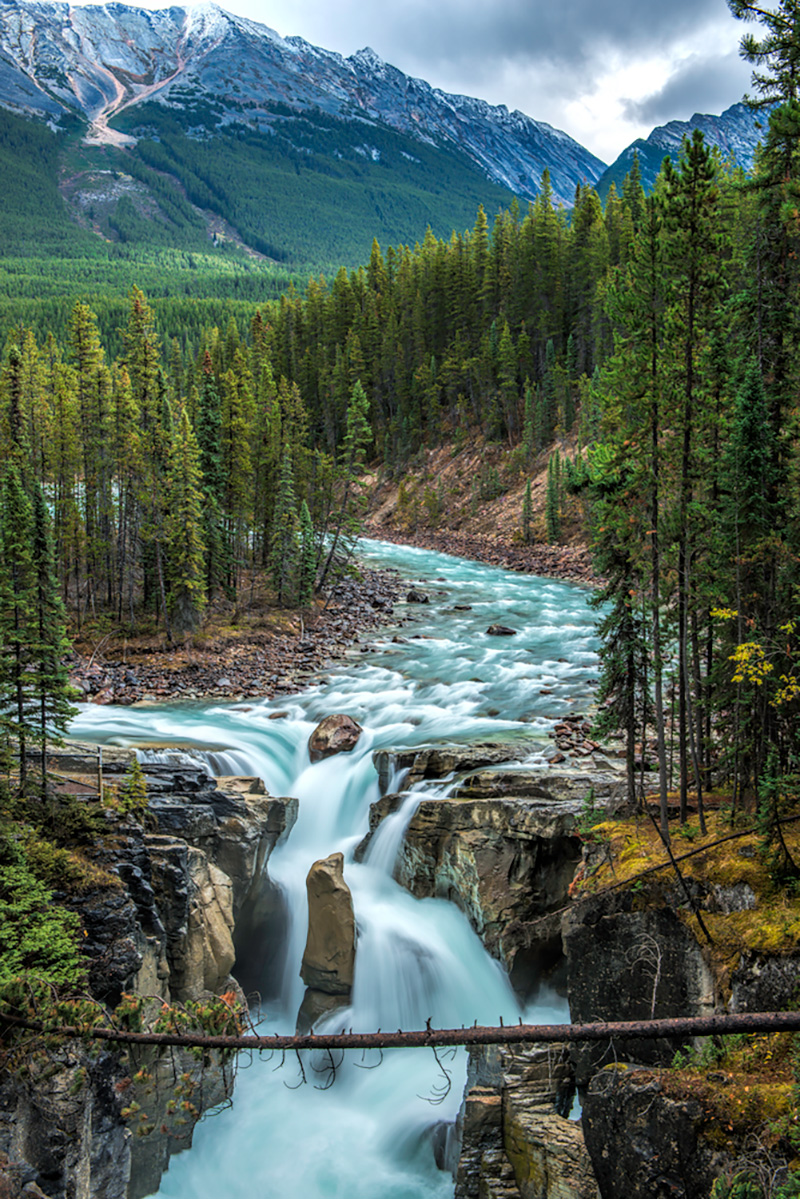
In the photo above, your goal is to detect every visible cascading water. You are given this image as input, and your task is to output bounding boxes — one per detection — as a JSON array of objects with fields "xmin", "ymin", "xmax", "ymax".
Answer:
[{"xmin": 69, "ymin": 540, "xmax": 601, "ymax": 1198}]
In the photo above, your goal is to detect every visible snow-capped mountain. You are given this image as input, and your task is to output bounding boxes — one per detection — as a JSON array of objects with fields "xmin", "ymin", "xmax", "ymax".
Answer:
[
  {"xmin": 0, "ymin": 0, "xmax": 605, "ymax": 205},
  {"xmin": 597, "ymin": 102, "xmax": 763, "ymax": 197}
]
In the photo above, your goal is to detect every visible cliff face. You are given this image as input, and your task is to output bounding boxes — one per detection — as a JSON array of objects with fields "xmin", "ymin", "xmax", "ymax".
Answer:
[
  {"xmin": 361, "ymin": 744, "xmax": 800, "ymax": 1199},
  {"xmin": 0, "ymin": 754, "xmax": 297, "ymax": 1199},
  {"xmin": 364, "ymin": 745, "xmax": 625, "ymax": 991}
]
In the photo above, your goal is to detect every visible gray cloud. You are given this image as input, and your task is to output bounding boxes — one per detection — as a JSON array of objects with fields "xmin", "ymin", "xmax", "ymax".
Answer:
[
  {"xmin": 290, "ymin": 0, "xmax": 739, "ymax": 78},
  {"xmin": 252, "ymin": 0, "xmax": 752, "ymax": 156},
  {"xmin": 622, "ymin": 50, "xmax": 751, "ymax": 125},
  {"xmin": 375, "ymin": 0, "xmax": 729, "ymax": 72}
]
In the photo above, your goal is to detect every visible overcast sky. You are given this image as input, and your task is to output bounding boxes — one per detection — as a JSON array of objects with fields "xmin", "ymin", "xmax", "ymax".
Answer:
[{"xmin": 120, "ymin": 0, "xmax": 756, "ymax": 163}]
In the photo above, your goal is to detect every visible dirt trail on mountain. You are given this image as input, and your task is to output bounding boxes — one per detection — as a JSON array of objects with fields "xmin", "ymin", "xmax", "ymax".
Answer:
[{"xmin": 83, "ymin": 30, "xmax": 194, "ymax": 147}]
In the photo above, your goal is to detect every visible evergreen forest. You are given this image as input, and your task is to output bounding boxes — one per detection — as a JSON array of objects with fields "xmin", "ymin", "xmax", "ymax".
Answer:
[{"xmin": 2, "ymin": 0, "xmax": 800, "ymax": 851}]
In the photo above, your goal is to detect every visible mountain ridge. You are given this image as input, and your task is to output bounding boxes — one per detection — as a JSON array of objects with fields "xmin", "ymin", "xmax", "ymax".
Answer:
[
  {"xmin": 597, "ymin": 100, "xmax": 763, "ymax": 197},
  {"xmin": 0, "ymin": 0, "xmax": 605, "ymax": 206}
]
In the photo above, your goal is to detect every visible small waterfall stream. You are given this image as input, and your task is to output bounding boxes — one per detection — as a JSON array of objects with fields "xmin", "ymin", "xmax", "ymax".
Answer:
[{"xmin": 69, "ymin": 540, "xmax": 601, "ymax": 1198}]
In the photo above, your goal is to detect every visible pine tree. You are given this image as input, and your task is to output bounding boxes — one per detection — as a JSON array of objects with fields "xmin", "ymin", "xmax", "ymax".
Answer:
[
  {"xmin": 253, "ymin": 361, "xmax": 281, "ymax": 568},
  {"xmin": 598, "ymin": 193, "xmax": 671, "ymax": 836},
  {"xmin": 497, "ymin": 320, "xmax": 518, "ymax": 441},
  {"xmin": 164, "ymin": 407, "xmax": 207, "ymax": 634},
  {"xmin": 523, "ymin": 384, "xmax": 535, "ymax": 462},
  {"xmin": 545, "ymin": 451, "xmax": 561, "ymax": 542},
  {"xmin": 69, "ymin": 302, "xmax": 112, "ymax": 610},
  {"xmin": 318, "ymin": 379, "xmax": 371, "ymax": 591},
  {"xmin": 539, "ymin": 340, "xmax": 558, "ymax": 446},
  {"xmin": 124, "ymin": 288, "xmax": 166, "ymax": 622},
  {"xmin": 298, "ymin": 500, "xmax": 316, "ymax": 605},
  {"xmin": 0, "ymin": 344, "xmax": 31, "ymax": 470},
  {"xmin": 622, "ymin": 150, "xmax": 645, "ymax": 232},
  {"xmin": 0, "ymin": 464, "xmax": 35, "ymax": 787},
  {"xmin": 270, "ymin": 450, "xmax": 300, "ymax": 606},
  {"xmin": 195, "ymin": 351, "xmax": 223, "ymax": 501},
  {"xmin": 661, "ymin": 129, "xmax": 728, "ymax": 827},
  {"xmin": 30, "ymin": 480, "xmax": 76, "ymax": 791}
]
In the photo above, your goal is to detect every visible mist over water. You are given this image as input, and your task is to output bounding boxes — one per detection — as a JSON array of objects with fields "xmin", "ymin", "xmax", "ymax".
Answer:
[{"xmin": 69, "ymin": 539, "xmax": 600, "ymax": 1199}]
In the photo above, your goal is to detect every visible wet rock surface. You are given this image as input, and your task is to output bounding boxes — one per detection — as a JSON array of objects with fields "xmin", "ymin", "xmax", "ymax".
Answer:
[
  {"xmin": 0, "ymin": 755, "xmax": 297, "ymax": 1199},
  {"xmin": 0, "ymin": 1048, "xmax": 131, "ymax": 1199},
  {"xmin": 372, "ymin": 744, "xmax": 532, "ymax": 793},
  {"xmin": 58, "ymin": 755, "xmax": 298, "ymax": 1008},
  {"xmin": 730, "ymin": 950, "xmax": 800, "ymax": 1013},
  {"xmin": 454, "ymin": 1044, "xmax": 597, "ymax": 1199},
  {"xmin": 581, "ymin": 1067, "xmax": 738, "ymax": 1199},
  {"xmin": 299, "ymin": 852, "xmax": 357, "ymax": 1032},
  {"xmin": 300, "ymin": 852, "xmax": 356, "ymax": 996},
  {"xmin": 308, "ymin": 715, "xmax": 363, "ymax": 763},
  {"xmin": 372, "ymin": 795, "xmax": 583, "ymax": 974},
  {"xmin": 362, "ymin": 745, "xmax": 626, "ymax": 985},
  {"xmin": 562, "ymin": 893, "xmax": 717, "ymax": 1087}
]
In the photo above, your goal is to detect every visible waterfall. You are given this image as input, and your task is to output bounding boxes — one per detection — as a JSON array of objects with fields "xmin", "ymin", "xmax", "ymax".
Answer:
[{"xmin": 68, "ymin": 538, "xmax": 601, "ymax": 1199}]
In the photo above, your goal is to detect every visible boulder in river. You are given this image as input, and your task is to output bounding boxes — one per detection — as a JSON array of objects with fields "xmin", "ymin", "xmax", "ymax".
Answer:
[
  {"xmin": 300, "ymin": 852, "xmax": 356, "ymax": 994},
  {"xmin": 406, "ymin": 588, "xmax": 429, "ymax": 603},
  {"xmin": 486, "ymin": 624, "xmax": 516, "ymax": 636},
  {"xmin": 308, "ymin": 714, "xmax": 362, "ymax": 762}
]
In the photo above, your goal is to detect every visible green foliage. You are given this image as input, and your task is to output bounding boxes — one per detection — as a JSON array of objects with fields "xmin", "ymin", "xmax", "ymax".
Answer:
[
  {"xmin": 477, "ymin": 465, "xmax": 504, "ymax": 501},
  {"xmin": 111, "ymin": 758, "xmax": 149, "ymax": 816},
  {"xmin": 106, "ymin": 102, "xmax": 517, "ymax": 269},
  {"xmin": 545, "ymin": 450, "xmax": 561, "ymax": 542},
  {"xmin": 711, "ymin": 1175, "xmax": 764, "ymax": 1199},
  {"xmin": 576, "ymin": 788, "xmax": 602, "ymax": 839},
  {"xmin": 757, "ymin": 754, "xmax": 800, "ymax": 885},
  {"xmin": 0, "ymin": 821, "xmax": 85, "ymax": 988}
]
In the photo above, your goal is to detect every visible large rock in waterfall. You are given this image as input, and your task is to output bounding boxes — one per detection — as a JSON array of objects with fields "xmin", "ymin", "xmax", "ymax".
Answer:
[
  {"xmin": 300, "ymin": 852, "xmax": 356, "ymax": 995},
  {"xmin": 308, "ymin": 715, "xmax": 362, "ymax": 763}
]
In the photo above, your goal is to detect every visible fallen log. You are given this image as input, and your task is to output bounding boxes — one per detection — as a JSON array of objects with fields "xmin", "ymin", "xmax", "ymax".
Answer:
[{"xmin": 3, "ymin": 1009, "xmax": 799, "ymax": 1054}]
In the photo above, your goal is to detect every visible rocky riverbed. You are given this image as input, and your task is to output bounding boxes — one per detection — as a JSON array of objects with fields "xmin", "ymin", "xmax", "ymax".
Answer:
[
  {"xmin": 363, "ymin": 524, "xmax": 603, "ymax": 588},
  {"xmin": 67, "ymin": 569, "xmax": 404, "ymax": 706}
]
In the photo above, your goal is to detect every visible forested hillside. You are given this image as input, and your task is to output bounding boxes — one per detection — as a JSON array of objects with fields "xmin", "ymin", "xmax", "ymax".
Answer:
[
  {"xmin": 2, "ymin": 9, "xmax": 800, "ymax": 1197},
  {"xmin": 0, "ymin": 98, "xmax": 519, "ymax": 351},
  {"xmin": 2, "ymin": 0, "xmax": 800, "ymax": 840}
]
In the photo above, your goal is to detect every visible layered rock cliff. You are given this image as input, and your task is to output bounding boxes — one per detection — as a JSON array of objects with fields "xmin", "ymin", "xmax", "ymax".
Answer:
[{"xmin": 0, "ymin": 750, "xmax": 297, "ymax": 1199}]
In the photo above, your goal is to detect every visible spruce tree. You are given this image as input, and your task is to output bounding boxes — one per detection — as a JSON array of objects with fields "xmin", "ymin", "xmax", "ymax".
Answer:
[
  {"xmin": 298, "ymin": 500, "xmax": 316, "ymax": 605},
  {"xmin": 539, "ymin": 340, "xmax": 558, "ymax": 446},
  {"xmin": 545, "ymin": 452, "xmax": 561, "ymax": 543},
  {"xmin": 164, "ymin": 407, "xmax": 207, "ymax": 635},
  {"xmin": 318, "ymin": 379, "xmax": 371, "ymax": 591},
  {"xmin": 0, "ymin": 464, "xmax": 35, "ymax": 787},
  {"xmin": 30, "ymin": 480, "xmax": 77, "ymax": 789},
  {"xmin": 270, "ymin": 450, "xmax": 300, "ymax": 606},
  {"xmin": 522, "ymin": 384, "xmax": 535, "ymax": 463}
]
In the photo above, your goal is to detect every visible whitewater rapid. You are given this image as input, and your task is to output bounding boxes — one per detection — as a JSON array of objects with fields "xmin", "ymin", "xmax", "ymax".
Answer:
[{"xmin": 69, "ymin": 539, "xmax": 601, "ymax": 1198}]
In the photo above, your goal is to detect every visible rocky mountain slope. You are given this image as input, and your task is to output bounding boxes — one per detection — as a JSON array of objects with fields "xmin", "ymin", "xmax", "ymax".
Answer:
[
  {"xmin": 597, "ymin": 100, "xmax": 763, "ymax": 197},
  {"xmin": 0, "ymin": 0, "xmax": 604, "ymax": 208}
]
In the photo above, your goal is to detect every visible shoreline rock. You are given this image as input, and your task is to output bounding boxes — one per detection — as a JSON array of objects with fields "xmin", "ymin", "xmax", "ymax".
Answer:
[
  {"xmin": 67, "ymin": 568, "xmax": 403, "ymax": 707},
  {"xmin": 364, "ymin": 523, "xmax": 603, "ymax": 588}
]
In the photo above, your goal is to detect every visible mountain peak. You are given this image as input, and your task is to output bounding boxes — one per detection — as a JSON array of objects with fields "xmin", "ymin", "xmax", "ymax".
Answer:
[
  {"xmin": 350, "ymin": 46, "xmax": 385, "ymax": 70},
  {"xmin": 0, "ymin": 0, "xmax": 605, "ymax": 204},
  {"xmin": 596, "ymin": 99, "xmax": 762, "ymax": 198}
]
